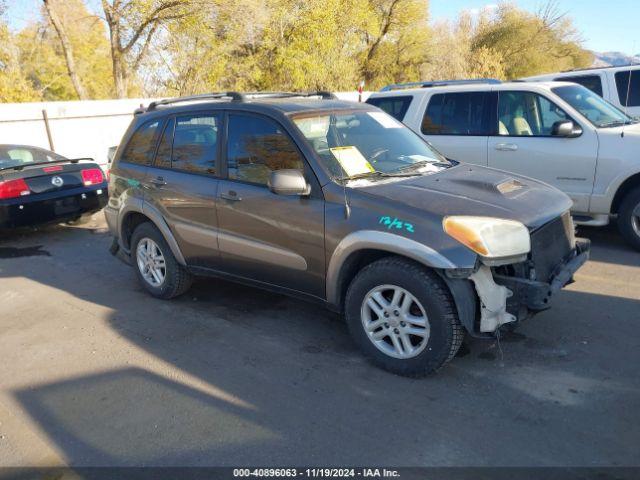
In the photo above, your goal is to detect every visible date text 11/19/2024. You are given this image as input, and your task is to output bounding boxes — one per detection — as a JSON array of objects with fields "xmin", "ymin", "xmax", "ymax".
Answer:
[{"xmin": 233, "ymin": 468, "xmax": 401, "ymax": 477}]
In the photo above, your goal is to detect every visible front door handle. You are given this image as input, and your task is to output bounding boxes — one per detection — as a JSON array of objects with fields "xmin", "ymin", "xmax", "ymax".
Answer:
[
  {"xmin": 220, "ymin": 190, "xmax": 241, "ymax": 201},
  {"xmin": 495, "ymin": 143, "xmax": 518, "ymax": 151},
  {"xmin": 150, "ymin": 176, "xmax": 167, "ymax": 187}
]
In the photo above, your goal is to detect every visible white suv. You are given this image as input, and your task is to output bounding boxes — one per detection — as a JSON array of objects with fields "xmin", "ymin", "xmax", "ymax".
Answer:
[
  {"xmin": 367, "ymin": 80, "xmax": 640, "ymax": 250},
  {"xmin": 523, "ymin": 65, "xmax": 640, "ymax": 118}
]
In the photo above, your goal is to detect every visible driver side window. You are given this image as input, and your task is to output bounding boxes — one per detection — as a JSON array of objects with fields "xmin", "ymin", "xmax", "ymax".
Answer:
[
  {"xmin": 498, "ymin": 91, "xmax": 571, "ymax": 136},
  {"xmin": 227, "ymin": 114, "xmax": 304, "ymax": 186}
]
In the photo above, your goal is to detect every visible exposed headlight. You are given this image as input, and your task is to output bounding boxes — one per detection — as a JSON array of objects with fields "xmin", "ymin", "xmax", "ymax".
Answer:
[{"xmin": 443, "ymin": 216, "xmax": 531, "ymax": 260}]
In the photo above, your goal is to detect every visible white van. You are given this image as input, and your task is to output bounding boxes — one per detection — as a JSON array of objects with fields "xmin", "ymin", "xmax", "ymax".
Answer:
[
  {"xmin": 367, "ymin": 79, "xmax": 640, "ymax": 250},
  {"xmin": 523, "ymin": 65, "xmax": 640, "ymax": 117}
]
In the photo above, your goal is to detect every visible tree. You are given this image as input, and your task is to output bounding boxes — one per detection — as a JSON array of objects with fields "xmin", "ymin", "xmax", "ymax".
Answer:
[
  {"xmin": 99, "ymin": 0, "xmax": 193, "ymax": 98},
  {"xmin": 471, "ymin": 2, "xmax": 592, "ymax": 79},
  {"xmin": 258, "ymin": 0, "xmax": 366, "ymax": 91},
  {"xmin": 0, "ymin": 20, "xmax": 39, "ymax": 102},
  {"xmin": 17, "ymin": 0, "xmax": 113, "ymax": 100},
  {"xmin": 425, "ymin": 11, "xmax": 504, "ymax": 81},
  {"xmin": 360, "ymin": 0, "xmax": 430, "ymax": 89},
  {"xmin": 42, "ymin": 0, "xmax": 88, "ymax": 99}
]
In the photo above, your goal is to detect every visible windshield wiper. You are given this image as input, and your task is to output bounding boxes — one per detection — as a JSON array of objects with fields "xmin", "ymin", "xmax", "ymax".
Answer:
[
  {"xmin": 394, "ymin": 160, "xmax": 448, "ymax": 173},
  {"xmin": 337, "ymin": 170, "xmax": 423, "ymax": 182}
]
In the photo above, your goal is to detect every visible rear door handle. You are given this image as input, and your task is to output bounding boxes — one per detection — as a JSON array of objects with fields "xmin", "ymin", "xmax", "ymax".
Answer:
[
  {"xmin": 220, "ymin": 190, "xmax": 241, "ymax": 201},
  {"xmin": 149, "ymin": 176, "xmax": 167, "ymax": 187},
  {"xmin": 495, "ymin": 143, "xmax": 518, "ymax": 151}
]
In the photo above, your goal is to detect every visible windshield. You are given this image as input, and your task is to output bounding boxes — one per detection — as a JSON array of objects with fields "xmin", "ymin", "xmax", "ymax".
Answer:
[
  {"xmin": 552, "ymin": 84, "xmax": 636, "ymax": 128},
  {"xmin": 292, "ymin": 110, "xmax": 448, "ymax": 181},
  {"xmin": 0, "ymin": 146, "xmax": 66, "ymax": 170}
]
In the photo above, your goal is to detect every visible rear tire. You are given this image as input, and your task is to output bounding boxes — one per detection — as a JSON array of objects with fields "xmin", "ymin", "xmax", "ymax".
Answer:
[
  {"xmin": 131, "ymin": 222, "xmax": 193, "ymax": 299},
  {"xmin": 618, "ymin": 188, "xmax": 640, "ymax": 251},
  {"xmin": 344, "ymin": 257, "xmax": 463, "ymax": 377}
]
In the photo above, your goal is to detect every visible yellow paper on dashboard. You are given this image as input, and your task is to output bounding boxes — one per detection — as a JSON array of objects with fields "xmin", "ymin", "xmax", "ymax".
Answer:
[{"xmin": 330, "ymin": 146, "xmax": 375, "ymax": 177}]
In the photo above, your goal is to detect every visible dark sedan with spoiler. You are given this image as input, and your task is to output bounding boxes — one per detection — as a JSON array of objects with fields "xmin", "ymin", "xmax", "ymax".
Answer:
[{"xmin": 0, "ymin": 145, "xmax": 108, "ymax": 228}]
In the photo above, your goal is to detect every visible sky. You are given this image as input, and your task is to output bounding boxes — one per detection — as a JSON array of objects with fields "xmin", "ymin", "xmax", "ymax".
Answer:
[
  {"xmin": 430, "ymin": 0, "xmax": 639, "ymax": 54},
  {"xmin": 4, "ymin": 0, "xmax": 640, "ymax": 55}
]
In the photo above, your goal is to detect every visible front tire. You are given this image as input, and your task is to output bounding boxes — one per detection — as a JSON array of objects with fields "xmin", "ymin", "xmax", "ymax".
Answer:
[
  {"xmin": 131, "ymin": 222, "xmax": 193, "ymax": 299},
  {"xmin": 344, "ymin": 257, "xmax": 463, "ymax": 377},
  {"xmin": 618, "ymin": 188, "xmax": 640, "ymax": 251}
]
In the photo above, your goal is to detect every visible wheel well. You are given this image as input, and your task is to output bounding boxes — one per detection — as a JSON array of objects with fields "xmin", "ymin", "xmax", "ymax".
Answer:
[
  {"xmin": 336, "ymin": 250, "xmax": 415, "ymax": 310},
  {"xmin": 611, "ymin": 173, "xmax": 640, "ymax": 214},
  {"xmin": 121, "ymin": 212, "xmax": 151, "ymax": 250}
]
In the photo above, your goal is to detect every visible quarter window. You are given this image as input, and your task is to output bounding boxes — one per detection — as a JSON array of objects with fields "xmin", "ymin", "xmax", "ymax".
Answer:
[
  {"xmin": 498, "ymin": 91, "xmax": 571, "ymax": 136},
  {"xmin": 555, "ymin": 75, "xmax": 603, "ymax": 97},
  {"xmin": 366, "ymin": 96, "xmax": 413, "ymax": 121},
  {"xmin": 615, "ymin": 70, "xmax": 640, "ymax": 107},
  {"xmin": 121, "ymin": 120, "xmax": 161, "ymax": 165},
  {"xmin": 227, "ymin": 114, "xmax": 304, "ymax": 186},
  {"xmin": 171, "ymin": 114, "xmax": 219, "ymax": 175},
  {"xmin": 422, "ymin": 92, "xmax": 491, "ymax": 135}
]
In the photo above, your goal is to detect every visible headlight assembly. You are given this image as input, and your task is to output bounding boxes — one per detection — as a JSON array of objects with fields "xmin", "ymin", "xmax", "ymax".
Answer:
[{"xmin": 443, "ymin": 216, "xmax": 531, "ymax": 263}]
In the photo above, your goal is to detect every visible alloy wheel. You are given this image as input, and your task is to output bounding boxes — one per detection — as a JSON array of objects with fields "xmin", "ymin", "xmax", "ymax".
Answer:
[
  {"xmin": 136, "ymin": 238, "xmax": 166, "ymax": 287},
  {"xmin": 360, "ymin": 284, "xmax": 430, "ymax": 359}
]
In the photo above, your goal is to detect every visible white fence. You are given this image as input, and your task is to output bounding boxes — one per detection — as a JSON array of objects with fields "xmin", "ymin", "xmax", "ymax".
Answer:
[{"xmin": 0, "ymin": 92, "xmax": 371, "ymax": 168}]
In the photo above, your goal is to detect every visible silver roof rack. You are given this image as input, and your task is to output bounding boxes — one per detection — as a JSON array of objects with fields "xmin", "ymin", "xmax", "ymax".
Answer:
[{"xmin": 380, "ymin": 79, "xmax": 501, "ymax": 92}]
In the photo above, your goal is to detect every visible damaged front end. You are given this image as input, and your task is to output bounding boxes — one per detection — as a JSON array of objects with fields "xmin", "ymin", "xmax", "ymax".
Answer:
[{"xmin": 468, "ymin": 212, "xmax": 590, "ymax": 334}]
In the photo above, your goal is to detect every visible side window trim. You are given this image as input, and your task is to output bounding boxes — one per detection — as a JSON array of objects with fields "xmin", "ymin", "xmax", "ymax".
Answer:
[
  {"xmin": 223, "ymin": 110, "xmax": 310, "ymax": 189},
  {"xmin": 493, "ymin": 90, "xmax": 582, "ymax": 138}
]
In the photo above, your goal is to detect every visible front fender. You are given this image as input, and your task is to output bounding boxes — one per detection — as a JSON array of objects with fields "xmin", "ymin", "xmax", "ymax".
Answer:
[{"xmin": 325, "ymin": 230, "xmax": 460, "ymax": 306}]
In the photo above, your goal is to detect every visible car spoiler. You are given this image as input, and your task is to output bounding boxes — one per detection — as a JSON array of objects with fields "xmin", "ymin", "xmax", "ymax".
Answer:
[{"xmin": 0, "ymin": 157, "xmax": 96, "ymax": 172}]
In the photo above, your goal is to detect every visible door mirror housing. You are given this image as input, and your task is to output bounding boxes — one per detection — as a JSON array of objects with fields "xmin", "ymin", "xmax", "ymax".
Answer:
[
  {"xmin": 268, "ymin": 169, "xmax": 311, "ymax": 196},
  {"xmin": 552, "ymin": 120, "xmax": 582, "ymax": 138}
]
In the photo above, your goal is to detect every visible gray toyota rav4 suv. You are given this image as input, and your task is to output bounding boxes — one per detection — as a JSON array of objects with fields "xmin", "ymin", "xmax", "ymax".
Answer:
[{"xmin": 105, "ymin": 91, "xmax": 590, "ymax": 376}]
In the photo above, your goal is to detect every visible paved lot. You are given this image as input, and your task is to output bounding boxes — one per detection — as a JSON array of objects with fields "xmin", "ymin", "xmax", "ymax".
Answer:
[{"xmin": 0, "ymin": 214, "xmax": 639, "ymax": 467}]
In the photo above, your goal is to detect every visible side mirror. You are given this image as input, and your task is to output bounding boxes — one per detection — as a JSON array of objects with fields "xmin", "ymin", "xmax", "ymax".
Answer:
[
  {"xmin": 268, "ymin": 169, "xmax": 311, "ymax": 196},
  {"xmin": 552, "ymin": 120, "xmax": 582, "ymax": 138}
]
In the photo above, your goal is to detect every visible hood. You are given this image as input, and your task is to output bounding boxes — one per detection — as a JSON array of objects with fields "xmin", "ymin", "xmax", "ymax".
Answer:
[
  {"xmin": 355, "ymin": 164, "xmax": 573, "ymax": 229},
  {"xmin": 596, "ymin": 121, "xmax": 640, "ymax": 138}
]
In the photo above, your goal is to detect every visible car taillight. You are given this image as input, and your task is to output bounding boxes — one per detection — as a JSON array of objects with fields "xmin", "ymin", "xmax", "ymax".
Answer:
[
  {"xmin": 81, "ymin": 168, "xmax": 104, "ymax": 186},
  {"xmin": 43, "ymin": 165, "xmax": 63, "ymax": 173},
  {"xmin": 0, "ymin": 178, "xmax": 30, "ymax": 199}
]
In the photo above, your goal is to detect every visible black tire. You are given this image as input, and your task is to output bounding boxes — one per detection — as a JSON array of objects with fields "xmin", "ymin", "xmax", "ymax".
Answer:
[
  {"xmin": 130, "ymin": 222, "xmax": 193, "ymax": 299},
  {"xmin": 344, "ymin": 257, "xmax": 463, "ymax": 377},
  {"xmin": 618, "ymin": 188, "xmax": 640, "ymax": 251}
]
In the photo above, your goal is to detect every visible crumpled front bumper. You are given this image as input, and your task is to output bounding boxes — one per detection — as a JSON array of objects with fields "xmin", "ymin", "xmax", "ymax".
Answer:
[{"xmin": 494, "ymin": 238, "xmax": 590, "ymax": 316}]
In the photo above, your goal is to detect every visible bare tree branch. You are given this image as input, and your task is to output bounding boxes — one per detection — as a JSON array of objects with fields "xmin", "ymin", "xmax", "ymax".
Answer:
[{"xmin": 42, "ymin": 0, "xmax": 88, "ymax": 99}]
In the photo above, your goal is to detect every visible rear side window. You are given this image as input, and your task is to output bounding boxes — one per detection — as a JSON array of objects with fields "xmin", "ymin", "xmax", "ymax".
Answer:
[
  {"xmin": 615, "ymin": 70, "xmax": 640, "ymax": 107},
  {"xmin": 366, "ymin": 96, "xmax": 413, "ymax": 121},
  {"xmin": 422, "ymin": 92, "xmax": 491, "ymax": 135},
  {"xmin": 555, "ymin": 75, "xmax": 603, "ymax": 97},
  {"xmin": 121, "ymin": 119, "xmax": 161, "ymax": 165},
  {"xmin": 171, "ymin": 114, "xmax": 220, "ymax": 175},
  {"xmin": 227, "ymin": 114, "xmax": 304, "ymax": 186}
]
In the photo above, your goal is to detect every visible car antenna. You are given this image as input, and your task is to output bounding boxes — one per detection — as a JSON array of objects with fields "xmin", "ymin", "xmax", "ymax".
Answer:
[
  {"xmin": 622, "ymin": 44, "xmax": 636, "ymax": 138},
  {"xmin": 329, "ymin": 115, "xmax": 351, "ymax": 219}
]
